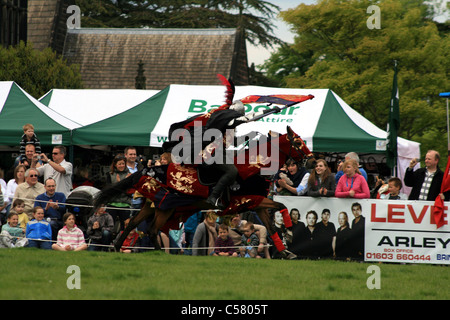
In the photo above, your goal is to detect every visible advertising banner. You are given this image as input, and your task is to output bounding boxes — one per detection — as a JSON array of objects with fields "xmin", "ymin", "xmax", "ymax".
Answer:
[{"xmin": 274, "ymin": 196, "xmax": 449, "ymax": 265}]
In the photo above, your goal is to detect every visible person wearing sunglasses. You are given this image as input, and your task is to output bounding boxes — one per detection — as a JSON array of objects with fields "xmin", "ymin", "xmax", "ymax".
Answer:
[
  {"xmin": 12, "ymin": 168, "xmax": 45, "ymax": 220},
  {"xmin": 31, "ymin": 146, "xmax": 73, "ymax": 197}
]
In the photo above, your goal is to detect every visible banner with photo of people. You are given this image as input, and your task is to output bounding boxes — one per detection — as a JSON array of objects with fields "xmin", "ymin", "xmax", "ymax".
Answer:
[{"xmin": 274, "ymin": 196, "xmax": 449, "ymax": 265}]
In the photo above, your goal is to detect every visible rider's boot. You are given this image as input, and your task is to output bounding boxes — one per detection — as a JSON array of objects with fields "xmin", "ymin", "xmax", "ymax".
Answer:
[
  {"xmin": 206, "ymin": 185, "xmax": 229, "ymax": 210},
  {"xmin": 206, "ymin": 171, "xmax": 235, "ymax": 210}
]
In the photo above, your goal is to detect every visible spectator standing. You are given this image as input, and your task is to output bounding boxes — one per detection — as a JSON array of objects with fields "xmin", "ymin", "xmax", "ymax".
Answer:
[
  {"xmin": 124, "ymin": 146, "xmax": 144, "ymax": 211},
  {"xmin": 105, "ymin": 155, "xmax": 132, "ymax": 231},
  {"xmin": 404, "ymin": 150, "xmax": 449, "ymax": 201},
  {"xmin": 307, "ymin": 159, "xmax": 336, "ymax": 197},
  {"xmin": 335, "ymin": 159, "xmax": 370, "ymax": 199},
  {"xmin": 379, "ymin": 177, "xmax": 408, "ymax": 200},
  {"xmin": 276, "ymin": 158, "xmax": 309, "ymax": 196},
  {"xmin": 4, "ymin": 164, "xmax": 26, "ymax": 217},
  {"xmin": 335, "ymin": 152, "xmax": 368, "ymax": 183},
  {"xmin": 33, "ymin": 146, "xmax": 73, "ymax": 197},
  {"xmin": 192, "ymin": 210, "xmax": 219, "ymax": 256}
]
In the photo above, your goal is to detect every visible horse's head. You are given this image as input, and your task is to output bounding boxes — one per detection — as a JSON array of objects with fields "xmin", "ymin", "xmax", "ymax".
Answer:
[{"xmin": 276, "ymin": 126, "xmax": 314, "ymax": 164}]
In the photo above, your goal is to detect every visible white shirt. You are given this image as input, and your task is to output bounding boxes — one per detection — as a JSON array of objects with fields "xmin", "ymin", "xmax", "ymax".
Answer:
[{"xmin": 37, "ymin": 159, "xmax": 73, "ymax": 197}]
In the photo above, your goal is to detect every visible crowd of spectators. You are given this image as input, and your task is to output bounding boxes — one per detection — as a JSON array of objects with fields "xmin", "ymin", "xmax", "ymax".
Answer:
[{"xmin": 0, "ymin": 124, "xmax": 448, "ymax": 260}]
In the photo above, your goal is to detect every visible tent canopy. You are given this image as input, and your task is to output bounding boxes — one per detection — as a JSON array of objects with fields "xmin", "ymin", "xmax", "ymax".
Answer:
[
  {"xmin": 42, "ymin": 83, "xmax": 419, "ymax": 160},
  {"xmin": 0, "ymin": 81, "xmax": 79, "ymax": 146},
  {"xmin": 39, "ymin": 88, "xmax": 159, "ymax": 127},
  {"xmin": 71, "ymin": 87, "xmax": 169, "ymax": 146}
]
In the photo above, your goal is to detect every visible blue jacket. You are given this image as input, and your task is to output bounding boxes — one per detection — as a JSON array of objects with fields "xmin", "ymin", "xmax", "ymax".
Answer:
[
  {"xmin": 26, "ymin": 219, "xmax": 52, "ymax": 240},
  {"xmin": 34, "ymin": 192, "xmax": 66, "ymax": 220}
]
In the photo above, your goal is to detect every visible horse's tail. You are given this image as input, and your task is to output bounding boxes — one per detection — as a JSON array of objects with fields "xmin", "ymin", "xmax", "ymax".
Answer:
[{"xmin": 93, "ymin": 170, "xmax": 144, "ymax": 212}]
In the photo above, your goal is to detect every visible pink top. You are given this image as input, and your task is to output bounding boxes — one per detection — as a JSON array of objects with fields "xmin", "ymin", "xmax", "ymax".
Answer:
[
  {"xmin": 56, "ymin": 225, "xmax": 86, "ymax": 250},
  {"xmin": 335, "ymin": 173, "xmax": 370, "ymax": 199}
]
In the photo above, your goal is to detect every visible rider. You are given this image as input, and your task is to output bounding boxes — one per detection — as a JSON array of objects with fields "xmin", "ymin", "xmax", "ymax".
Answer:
[
  {"xmin": 203, "ymin": 101, "xmax": 281, "ymax": 208},
  {"xmin": 163, "ymin": 100, "xmax": 281, "ymax": 209}
]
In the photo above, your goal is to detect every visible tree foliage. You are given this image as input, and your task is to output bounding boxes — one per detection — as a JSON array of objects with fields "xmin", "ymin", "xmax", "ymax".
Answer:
[
  {"xmin": 75, "ymin": 0, "xmax": 282, "ymax": 48},
  {"xmin": 269, "ymin": 0, "xmax": 449, "ymax": 156},
  {"xmin": 0, "ymin": 42, "xmax": 83, "ymax": 98}
]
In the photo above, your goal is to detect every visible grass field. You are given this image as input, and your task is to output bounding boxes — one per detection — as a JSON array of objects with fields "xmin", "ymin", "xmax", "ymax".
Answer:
[{"xmin": 1, "ymin": 248, "xmax": 448, "ymax": 300}]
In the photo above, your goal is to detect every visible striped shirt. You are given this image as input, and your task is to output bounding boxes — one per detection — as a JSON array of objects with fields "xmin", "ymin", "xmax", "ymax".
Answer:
[
  {"xmin": 56, "ymin": 225, "xmax": 86, "ymax": 250},
  {"xmin": 418, "ymin": 170, "xmax": 436, "ymax": 200}
]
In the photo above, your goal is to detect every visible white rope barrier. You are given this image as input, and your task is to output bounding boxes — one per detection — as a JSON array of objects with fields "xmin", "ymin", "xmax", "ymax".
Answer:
[
  {"xmin": 5, "ymin": 197, "xmax": 272, "ymax": 252},
  {"xmin": 0, "ymin": 233, "xmax": 271, "ymax": 251}
]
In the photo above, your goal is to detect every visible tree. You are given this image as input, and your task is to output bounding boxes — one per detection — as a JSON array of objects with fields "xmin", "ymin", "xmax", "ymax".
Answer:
[
  {"xmin": 0, "ymin": 42, "xmax": 83, "ymax": 98},
  {"xmin": 75, "ymin": 0, "xmax": 283, "ymax": 48},
  {"xmin": 270, "ymin": 0, "xmax": 449, "ymax": 156}
]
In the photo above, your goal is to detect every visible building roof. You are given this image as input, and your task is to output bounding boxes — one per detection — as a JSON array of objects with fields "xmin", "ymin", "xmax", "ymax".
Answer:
[{"xmin": 63, "ymin": 28, "xmax": 249, "ymax": 89}]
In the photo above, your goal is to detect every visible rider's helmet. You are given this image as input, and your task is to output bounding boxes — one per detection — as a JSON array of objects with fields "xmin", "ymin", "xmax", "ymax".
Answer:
[{"xmin": 229, "ymin": 100, "xmax": 245, "ymax": 115}]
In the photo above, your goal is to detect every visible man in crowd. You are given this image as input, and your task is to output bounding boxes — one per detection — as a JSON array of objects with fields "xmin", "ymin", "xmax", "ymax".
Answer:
[
  {"xmin": 13, "ymin": 168, "xmax": 45, "ymax": 219},
  {"xmin": 34, "ymin": 178, "xmax": 66, "ymax": 240},
  {"xmin": 32, "ymin": 145, "xmax": 73, "ymax": 197},
  {"xmin": 404, "ymin": 150, "xmax": 449, "ymax": 201}
]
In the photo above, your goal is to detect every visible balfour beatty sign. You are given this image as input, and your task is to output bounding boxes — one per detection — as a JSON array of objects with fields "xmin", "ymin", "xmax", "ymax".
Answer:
[
  {"xmin": 187, "ymin": 99, "xmax": 299, "ymax": 123},
  {"xmin": 150, "ymin": 85, "xmax": 318, "ymax": 148}
]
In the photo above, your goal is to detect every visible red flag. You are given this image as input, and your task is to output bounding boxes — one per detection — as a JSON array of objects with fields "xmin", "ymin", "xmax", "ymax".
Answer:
[{"xmin": 433, "ymin": 155, "xmax": 450, "ymax": 228}]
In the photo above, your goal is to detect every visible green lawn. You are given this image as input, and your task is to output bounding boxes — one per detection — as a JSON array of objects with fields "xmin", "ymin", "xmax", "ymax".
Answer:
[{"xmin": 1, "ymin": 248, "xmax": 448, "ymax": 300}]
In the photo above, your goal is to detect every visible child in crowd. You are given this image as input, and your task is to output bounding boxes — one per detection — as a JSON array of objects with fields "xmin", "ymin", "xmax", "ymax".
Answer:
[
  {"xmin": 19, "ymin": 123, "xmax": 41, "ymax": 157},
  {"xmin": 213, "ymin": 224, "xmax": 238, "ymax": 257},
  {"xmin": 240, "ymin": 222, "xmax": 260, "ymax": 258},
  {"xmin": 379, "ymin": 177, "xmax": 408, "ymax": 200},
  {"xmin": 26, "ymin": 206, "xmax": 52, "ymax": 249},
  {"xmin": 0, "ymin": 212, "xmax": 27, "ymax": 248},
  {"xmin": 11, "ymin": 199, "xmax": 29, "ymax": 232},
  {"xmin": 52, "ymin": 212, "xmax": 87, "ymax": 251}
]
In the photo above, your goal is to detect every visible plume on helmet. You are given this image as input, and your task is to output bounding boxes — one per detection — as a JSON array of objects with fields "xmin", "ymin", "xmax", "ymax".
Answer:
[{"xmin": 216, "ymin": 74, "xmax": 235, "ymax": 106}]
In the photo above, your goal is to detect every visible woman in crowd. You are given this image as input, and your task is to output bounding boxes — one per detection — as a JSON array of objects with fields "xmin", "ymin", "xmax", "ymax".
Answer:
[
  {"xmin": 307, "ymin": 159, "xmax": 336, "ymax": 197},
  {"xmin": 105, "ymin": 154, "xmax": 132, "ymax": 231},
  {"xmin": 3, "ymin": 165, "xmax": 26, "ymax": 217},
  {"xmin": 276, "ymin": 158, "xmax": 309, "ymax": 196},
  {"xmin": 335, "ymin": 159, "xmax": 370, "ymax": 199}
]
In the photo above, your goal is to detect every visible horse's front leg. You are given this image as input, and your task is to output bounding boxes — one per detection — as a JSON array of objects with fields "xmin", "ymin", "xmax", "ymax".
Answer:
[
  {"xmin": 113, "ymin": 201, "xmax": 154, "ymax": 252},
  {"xmin": 256, "ymin": 200, "xmax": 297, "ymax": 260},
  {"xmin": 147, "ymin": 208, "xmax": 175, "ymax": 252}
]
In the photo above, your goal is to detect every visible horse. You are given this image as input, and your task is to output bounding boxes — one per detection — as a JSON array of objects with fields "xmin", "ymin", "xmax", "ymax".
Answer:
[{"xmin": 93, "ymin": 125, "xmax": 313, "ymax": 258}]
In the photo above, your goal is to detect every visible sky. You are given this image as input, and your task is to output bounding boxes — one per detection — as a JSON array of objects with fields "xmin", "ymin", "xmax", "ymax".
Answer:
[
  {"xmin": 246, "ymin": 0, "xmax": 449, "ymax": 67},
  {"xmin": 246, "ymin": 0, "xmax": 316, "ymax": 66}
]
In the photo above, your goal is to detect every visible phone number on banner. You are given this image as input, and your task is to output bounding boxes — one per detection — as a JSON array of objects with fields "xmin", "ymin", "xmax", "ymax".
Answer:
[{"xmin": 366, "ymin": 251, "xmax": 432, "ymax": 262}]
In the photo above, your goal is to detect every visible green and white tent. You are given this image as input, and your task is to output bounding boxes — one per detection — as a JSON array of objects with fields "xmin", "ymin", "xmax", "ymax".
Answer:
[
  {"xmin": 71, "ymin": 87, "xmax": 169, "ymax": 146},
  {"xmin": 0, "ymin": 82, "xmax": 80, "ymax": 146},
  {"xmin": 39, "ymin": 88, "xmax": 159, "ymax": 127},
  {"xmin": 69, "ymin": 83, "xmax": 419, "ymax": 163},
  {"xmin": 67, "ymin": 84, "xmax": 418, "ymax": 155}
]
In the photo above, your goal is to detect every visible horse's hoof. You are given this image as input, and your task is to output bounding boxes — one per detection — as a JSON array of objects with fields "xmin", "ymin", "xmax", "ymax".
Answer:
[{"xmin": 281, "ymin": 249, "xmax": 297, "ymax": 260}]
